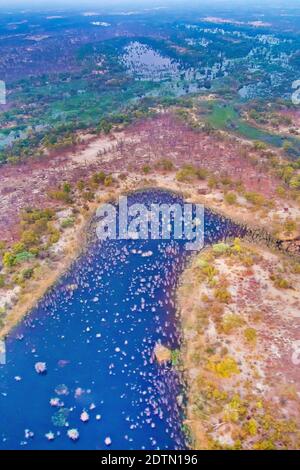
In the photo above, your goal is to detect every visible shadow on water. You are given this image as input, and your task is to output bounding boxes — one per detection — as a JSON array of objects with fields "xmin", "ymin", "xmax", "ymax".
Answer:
[{"xmin": 0, "ymin": 189, "xmax": 246, "ymax": 450}]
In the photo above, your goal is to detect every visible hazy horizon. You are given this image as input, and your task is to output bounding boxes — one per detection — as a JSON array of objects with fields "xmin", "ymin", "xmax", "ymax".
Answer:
[{"xmin": 0, "ymin": 0, "xmax": 299, "ymax": 12}]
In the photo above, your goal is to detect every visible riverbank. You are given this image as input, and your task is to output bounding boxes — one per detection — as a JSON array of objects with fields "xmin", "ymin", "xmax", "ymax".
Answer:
[
  {"xmin": 0, "ymin": 209, "xmax": 91, "ymax": 338},
  {"xmin": 178, "ymin": 239, "xmax": 300, "ymax": 450},
  {"xmin": 1, "ymin": 171, "xmax": 299, "ymax": 339}
]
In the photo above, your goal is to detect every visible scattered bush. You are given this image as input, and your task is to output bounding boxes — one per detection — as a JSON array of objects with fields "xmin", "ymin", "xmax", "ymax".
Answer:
[
  {"xmin": 48, "ymin": 183, "xmax": 73, "ymax": 204},
  {"xmin": 212, "ymin": 242, "xmax": 230, "ymax": 255},
  {"xmin": 142, "ymin": 165, "xmax": 151, "ymax": 174},
  {"xmin": 244, "ymin": 191, "xmax": 265, "ymax": 207},
  {"xmin": 156, "ymin": 159, "xmax": 174, "ymax": 172},
  {"xmin": 91, "ymin": 171, "xmax": 106, "ymax": 185},
  {"xmin": 0, "ymin": 274, "xmax": 5, "ymax": 288},
  {"xmin": 224, "ymin": 192, "xmax": 237, "ymax": 205},
  {"xmin": 48, "ymin": 189, "xmax": 72, "ymax": 204},
  {"xmin": 272, "ymin": 276, "xmax": 290, "ymax": 289},
  {"xmin": 207, "ymin": 356, "xmax": 240, "ymax": 378},
  {"xmin": 221, "ymin": 313, "xmax": 245, "ymax": 334},
  {"xmin": 82, "ymin": 190, "xmax": 95, "ymax": 202},
  {"xmin": 208, "ymin": 176, "xmax": 217, "ymax": 189},
  {"xmin": 14, "ymin": 251, "xmax": 35, "ymax": 264},
  {"xmin": 276, "ymin": 186, "xmax": 286, "ymax": 198},
  {"xmin": 49, "ymin": 230, "xmax": 60, "ymax": 245},
  {"xmin": 245, "ymin": 418, "xmax": 258, "ymax": 436},
  {"xmin": 214, "ymin": 287, "xmax": 232, "ymax": 304},
  {"xmin": 77, "ymin": 180, "xmax": 85, "ymax": 191},
  {"xmin": 253, "ymin": 440, "xmax": 276, "ymax": 450},
  {"xmin": 223, "ymin": 394, "xmax": 247, "ymax": 422},
  {"xmin": 2, "ymin": 252, "xmax": 16, "ymax": 268},
  {"xmin": 60, "ymin": 217, "xmax": 75, "ymax": 229},
  {"xmin": 104, "ymin": 175, "xmax": 113, "ymax": 187},
  {"xmin": 283, "ymin": 218, "xmax": 297, "ymax": 235},
  {"xmin": 171, "ymin": 349, "xmax": 181, "ymax": 367},
  {"xmin": 21, "ymin": 267, "xmax": 34, "ymax": 280},
  {"xmin": 20, "ymin": 230, "xmax": 39, "ymax": 247},
  {"xmin": 244, "ymin": 327, "xmax": 257, "ymax": 345},
  {"xmin": 176, "ymin": 164, "xmax": 208, "ymax": 182}
]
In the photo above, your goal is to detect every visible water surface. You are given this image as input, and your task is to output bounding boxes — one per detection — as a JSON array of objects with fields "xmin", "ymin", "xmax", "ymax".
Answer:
[{"xmin": 0, "ymin": 190, "xmax": 245, "ymax": 450}]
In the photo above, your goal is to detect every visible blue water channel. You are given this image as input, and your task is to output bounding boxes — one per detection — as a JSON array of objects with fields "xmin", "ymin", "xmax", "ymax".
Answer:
[{"xmin": 0, "ymin": 190, "xmax": 245, "ymax": 450}]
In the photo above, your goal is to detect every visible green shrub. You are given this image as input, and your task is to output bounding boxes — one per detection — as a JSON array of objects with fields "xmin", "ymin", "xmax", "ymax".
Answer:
[
  {"xmin": 221, "ymin": 314, "xmax": 245, "ymax": 334},
  {"xmin": 253, "ymin": 440, "xmax": 276, "ymax": 450},
  {"xmin": 21, "ymin": 267, "xmax": 34, "ymax": 280},
  {"xmin": 91, "ymin": 171, "xmax": 106, "ymax": 185},
  {"xmin": 104, "ymin": 175, "xmax": 113, "ymax": 187},
  {"xmin": 176, "ymin": 164, "xmax": 208, "ymax": 182},
  {"xmin": 289, "ymin": 174, "xmax": 300, "ymax": 189},
  {"xmin": 245, "ymin": 418, "xmax": 258, "ymax": 436},
  {"xmin": 171, "ymin": 349, "xmax": 181, "ymax": 367},
  {"xmin": 208, "ymin": 176, "xmax": 218, "ymax": 189},
  {"xmin": 14, "ymin": 251, "xmax": 35, "ymax": 264},
  {"xmin": 49, "ymin": 230, "xmax": 60, "ymax": 244},
  {"xmin": 60, "ymin": 217, "xmax": 75, "ymax": 229},
  {"xmin": 156, "ymin": 159, "xmax": 174, "ymax": 171},
  {"xmin": 214, "ymin": 287, "xmax": 232, "ymax": 303},
  {"xmin": 142, "ymin": 165, "xmax": 151, "ymax": 174},
  {"xmin": 62, "ymin": 182, "xmax": 71, "ymax": 193},
  {"xmin": 207, "ymin": 356, "xmax": 240, "ymax": 378},
  {"xmin": 244, "ymin": 191, "xmax": 265, "ymax": 206},
  {"xmin": 212, "ymin": 242, "xmax": 230, "ymax": 255},
  {"xmin": 244, "ymin": 327, "xmax": 257, "ymax": 345},
  {"xmin": 2, "ymin": 252, "xmax": 16, "ymax": 267},
  {"xmin": 0, "ymin": 274, "xmax": 5, "ymax": 288},
  {"xmin": 20, "ymin": 229, "xmax": 39, "ymax": 247},
  {"xmin": 82, "ymin": 190, "xmax": 94, "ymax": 201},
  {"xmin": 76, "ymin": 180, "xmax": 85, "ymax": 191},
  {"xmin": 48, "ymin": 189, "xmax": 72, "ymax": 204},
  {"xmin": 224, "ymin": 192, "xmax": 237, "ymax": 205},
  {"xmin": 284, "ymin": 218, "xmax": 297, "ymax": 235},
  {"xmin": 273, "ymin": 276, "xmax": 290, "ymax": 289},
  {"xmin": 11, "ymin": 242, "xmax": 25, "ymax": 254},
  {"xmin": 253, "ymin": 141, "xmax": 267, "ymax": 151},
  {"xmin": 276, "ymin": 186, "xmax": 286, "ymax": 198}
]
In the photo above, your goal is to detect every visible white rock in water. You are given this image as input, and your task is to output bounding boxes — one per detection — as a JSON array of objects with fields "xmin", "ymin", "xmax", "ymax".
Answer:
[
  {"xmin": 25, "ymin": 429, "xmax": 34, "ymax": 439},
  {"xmin": 104, "ymin": 436, "xmax": 112, "ymax": 446},
  {"xmin": 141, "ymin": 250, "xmax": 153, "ymax": 257},
  {"xmin": 45, "ymin": 431, "xmax": 55, "ymax": 441},
  {"xmin": 35, "ymin": 362, "xmax": 47, "ymax": 374},
  {"xmin": 80, "ymin": 411, "xmax": 90, "ymax": 422},
  {"xmin": 50, "ymin": 397, "xmax": 63, "ymax": 407},
  {"xmin": 67, "ymin": 429, "xmax": 79, "ymax": 441},
  {"xmin": 96, "ymin": 414, "xmax": 101, "ymax": 420}
]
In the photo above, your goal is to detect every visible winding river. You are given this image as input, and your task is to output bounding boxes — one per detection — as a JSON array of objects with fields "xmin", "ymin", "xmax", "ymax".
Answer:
[{"xmin": 0, "ymin": 190, "xmax": 245, "ymax": 450}]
